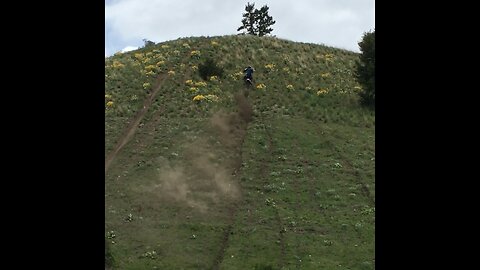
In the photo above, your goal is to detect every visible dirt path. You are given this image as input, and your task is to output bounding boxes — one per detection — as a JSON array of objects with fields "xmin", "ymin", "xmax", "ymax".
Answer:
[
  {"xmin": 211, "ymin": 91, "xmax": 252, "ymax": 270},
  {"xmin": 105, "ymin": 73, "xmax": 167, "ymax": 174}
]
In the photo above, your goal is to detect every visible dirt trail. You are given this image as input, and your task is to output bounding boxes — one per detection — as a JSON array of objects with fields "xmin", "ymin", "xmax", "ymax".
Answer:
[
  {"xmin": 211, "ymin": 91, "xmax": 253, "ymax": 270},
  {"xmin": 105, "ymin": 74, "xmax": 167, "ymax": 174}
]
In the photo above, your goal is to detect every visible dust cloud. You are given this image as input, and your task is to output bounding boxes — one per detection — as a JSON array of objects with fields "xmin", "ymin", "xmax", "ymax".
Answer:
[{"xmin": 153, "ymin": 90, "xmax": 253, "ymax": 212}]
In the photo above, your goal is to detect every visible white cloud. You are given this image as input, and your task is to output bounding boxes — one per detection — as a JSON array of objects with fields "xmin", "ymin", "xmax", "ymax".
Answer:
[
  {"xmin": 121, "ymin": 46, "xmax": 138, "ymax": 53},
  {"xmin": 105, "ymin": 0, "xmax": 374, "ymax": 56}
]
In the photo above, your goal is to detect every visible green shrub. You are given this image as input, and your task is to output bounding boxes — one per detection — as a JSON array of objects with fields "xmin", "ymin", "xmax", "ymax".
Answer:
[
  {"xmin": 198, "ymin": 57, "xmax": 224, "ymax": 80},
  {"xmin": 355, "ymin": 30, "xmax": 375, "ymax": 108}
]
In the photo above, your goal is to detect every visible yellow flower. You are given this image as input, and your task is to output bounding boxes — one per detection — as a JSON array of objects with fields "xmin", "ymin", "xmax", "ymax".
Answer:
[
  {"xmin": 321, "ymin": 72, "xmax": 331, "ymax": 78},
  {"xmin": 211, "ymin": 41, "xmax": 219, "ymax": 46},
  {"xmin": 316, "ymin": 89, "xmax": 329, "ymax": 95},
  {"xmin": 354, "ymin": 86, "xmax": 363, "ymax": 91},
  {"xmin": 168, "ymin": 70, "xmax": 175, "ymax": 76},
  {"xmin": 265, "ymin": 63, "xmax": 275, "ymax": 70},
  {"xmin": 191, "ymin": 65, "xmax": 198, "ymax": 71},
  {"xmin": 286, "ymin": 84, "xmax": 294, "ymax": 90},
  {"xmin": 105, "ymin": 94, "xmax": 112, "ymax": 99},
  {"xmin": 156, "ymin": 61, "xmax": 165, "ymax": 66},
  {"xmin": 106, "ymin": 101, "xmax": 114, "ymax": 107},
  {"xmin": 209, "ymin": 76, "xmax": 218, "ymax": 81},
  {"xmin": 256, "ymin": 83, "xmax": 266, "ymax": 89},
  {"xmin": 161, "ymin": 45, "xmax": 170, "ymax": 49},
  {"xmin": 194, "ymin": 81, "xmax": 207, "ymax": 87},
  {"xmin": 112, "ymin": 61, "xmax": 125, "ymax": 68},
  {"xmin": 234, "ymin": 71, "xmax": 244, "ymax": 78},
  {"xmin": 190, "ymin": 50, "xmax": 201, "ymax": 57},
  {"xmin": 324, "ymin": 54, "xmax": 335, "ymax": 62},
  {"xmin": 143, "ymin": 83, "xmax": 151, "ymax": 89},
  {"xmin": 145, "ymin": 65, "xmax": 156, "ymax": 70},
  {"xmin": 134, "ymin": 53, "xmax": 144, "ymax": 60},
  {"xmin": 145, "ymin": 70, "xmax": 155, "ymax": 76},
  {"xmin": 205, "ymin": 94, "xmax": 219, "ymax": 102},
  {"xmin": 146, "ymin": 52, "xmax": 153, "ymax": 57},
  {"xmin": 190, "ymin": 87, "xmax": 199, "ymax": 92},
  {"xmin": 183, "ymin": 43, "xmax": 190, "ymax": 49},
  {"xmin": 193, "ymin": 95, "xmax": 205, "ymax": 101},
  {"xmin": 185, "ymin": 79, "xmax": 194, "ymax": 85}
]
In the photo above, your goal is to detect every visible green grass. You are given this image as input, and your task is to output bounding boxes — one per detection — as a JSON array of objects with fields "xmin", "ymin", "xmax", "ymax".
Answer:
[{"xmin": 105, "ymin": 35, "xmax": 374, "ymax": 269}]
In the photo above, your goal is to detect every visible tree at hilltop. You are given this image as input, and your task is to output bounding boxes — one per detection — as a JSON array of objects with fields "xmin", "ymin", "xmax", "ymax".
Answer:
[{"xmin": 237, "ymin": 2, "xmax": 275, "ymax": 37}]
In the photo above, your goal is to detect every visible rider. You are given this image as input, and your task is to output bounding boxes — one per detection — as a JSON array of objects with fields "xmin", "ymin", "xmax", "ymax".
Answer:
[{"xmin": 243, "ymin": 66, "xmax": 255, "ymax": 83}]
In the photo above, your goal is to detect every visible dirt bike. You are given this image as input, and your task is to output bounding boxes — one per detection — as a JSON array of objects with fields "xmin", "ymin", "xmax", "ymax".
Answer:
[{"xmin": 243, "ymin": 76, "xmax": 253, "ymax": 97}]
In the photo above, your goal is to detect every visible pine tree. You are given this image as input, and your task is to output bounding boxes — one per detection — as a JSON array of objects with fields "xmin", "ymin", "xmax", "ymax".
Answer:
[
  {"xmin": 355, "ymin": 30, "xmax": 375, "ymax": 108},
  {"xmin": 237, "ymin": 2, "xmax": 275, "ymax": 36}
]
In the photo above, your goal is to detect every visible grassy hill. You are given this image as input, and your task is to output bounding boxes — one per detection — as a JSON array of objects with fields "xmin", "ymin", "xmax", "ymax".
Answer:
[{"xmin": 105, "ymin": 35, "xmax": 375, "ymax": 269}]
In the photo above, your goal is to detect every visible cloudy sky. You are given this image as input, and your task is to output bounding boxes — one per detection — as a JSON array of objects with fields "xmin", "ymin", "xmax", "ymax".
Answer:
[{"xmin": 105, "ymin": 0, "xmax": 374, "ymax": 57}]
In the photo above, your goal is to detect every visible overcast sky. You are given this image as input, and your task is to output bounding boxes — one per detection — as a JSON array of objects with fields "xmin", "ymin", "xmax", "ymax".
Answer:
[{"xmin": 105, "ymin": 0, "xmax": 375, "ymax": 57}]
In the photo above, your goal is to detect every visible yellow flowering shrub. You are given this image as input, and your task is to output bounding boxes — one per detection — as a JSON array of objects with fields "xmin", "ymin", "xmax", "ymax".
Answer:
[
  {"xmin": 145, "ymin": 70, "xmax": 155, "ymax": 76},
  {"xmin": 134, "ymin": 53, "xmax": 144, "ymax": 60},
  {"xmin": 209, "ymin": 76, "xmax": 218, "ymax": 81},
  {"xmin": 112, "ymin": 61, "xmax": 125, "ymax": 68},
  {"xmin": 256, "ymin": 83, "xmax": 266, "ymax": 89},
  {"xmin": 190, "ymin": 50, "xmax": 201, "ymax": 57},
  {"xmin": 194, "ymin": 81, "xmax": 207, "ymax": 87},
  {"xmin": 168, "ymin": 70, "xmax": 175, "ymax": 76},
  {"xmin": 189, "ymin": 87, "xmax": 199, "ymax": 92},
  {"xmin": 286, "ymin": 84, "xmax": 294, "ymax": 90},
  {"xmin": 156, "ymin": 61, "xmax": 165, "ymax": 66},
  {"xmin": 143, "ymin": 83, "xmax": 151, "ymax": 89},
  {"xmin": 161, "ymin": 45, "xmax": 169, "ymax": 49},
  {"xmin": 185, "ymin": 79, "xmax": 194, "ymax": 85},
  {"xmin": 317, "ymin": 89, "xmax": 329, "ymax": 95},
  {"xmin": 205, "ymin": 94, "xmax": 219, "ymax": 102},
  {"xmin": 211, "ymin": 41, "xmax": 219, "ymax": 46},
  {"xmin": 182, "ymin": 43, "xmax": 190, "ymax": 49},
  {"xmin": 145, "ymin": 65, "xmax": 156, "ymax": 71},
  {"xmin": 325, "ymin": 54, "xmax": 335, "ymax": 62},
  {"xmin": 191, "ymin": 65, "xmax": 198, "ymax": 71},
  {"xmin": 321, "ymin": 72, "xmax": 331, "ymax": 78},
  {"xmin": 265, "ymin": 63, "xmax": 275, "ymax": 71},
  {"xmin": 106, "ymin": 101, "xmax": 114, "ymax": 107},
  {"xmin": 193, "ymin": 95, "xmax": 205, "ymax": 101}
]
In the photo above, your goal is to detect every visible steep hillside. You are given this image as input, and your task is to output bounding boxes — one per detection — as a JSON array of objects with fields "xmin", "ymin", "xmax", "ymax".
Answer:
[{"xmin": 105, "ymin": 35, "xmax": 375, "ymax": 269}]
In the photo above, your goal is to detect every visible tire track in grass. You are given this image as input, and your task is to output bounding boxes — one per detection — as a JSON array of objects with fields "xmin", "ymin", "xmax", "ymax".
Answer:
[
  {"xmin": 334, "ymin": 149, "xmax": 375, "ymax": 206},
  {"xmin": 105, "ymin": 73, "xmax": 167, "ymax": 174},
  {"xmin": 212, "ymin": 91, "xmax": 252, "ymax": 270},
  {"xmin": 105, "ymin": 52, "xmax": 193, "ymax": 174},
  {"xmin": 256, "ymin": 115, "xmax": 286, "ymax": 269}
]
